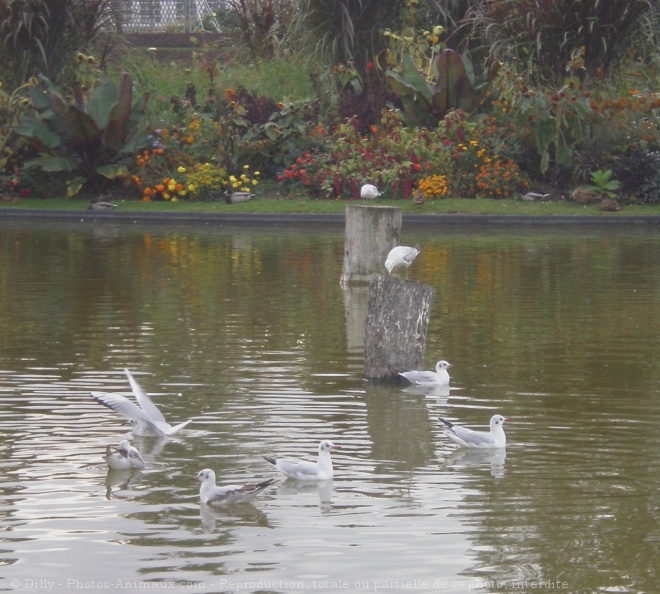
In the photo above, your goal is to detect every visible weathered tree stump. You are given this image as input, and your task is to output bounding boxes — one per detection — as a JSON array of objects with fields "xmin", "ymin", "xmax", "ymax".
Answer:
[
  {"xmin": 340, "ymin": 205, "xmax": 401, "ymax": 286},
  {"xmin": 364, "ymin": 274, "xmax": 435, "ymax": 380}
]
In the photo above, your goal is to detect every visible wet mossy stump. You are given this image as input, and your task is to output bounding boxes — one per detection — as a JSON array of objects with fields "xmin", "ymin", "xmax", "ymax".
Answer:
[
  {"xmin": 340, "ymin": 204, "xmax": 435, "ymax": 380},
  {"xmin": 340, "ymin": 204, "xmax": 401, "ymax": 286},
  {"xmin": 364, "ymin": 274, "xmax": 435, "ymax": 381}
]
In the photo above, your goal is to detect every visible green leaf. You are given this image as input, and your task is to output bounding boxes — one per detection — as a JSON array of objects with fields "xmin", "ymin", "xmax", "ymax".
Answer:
[
  {"xmin": 13, "ymin": 118, "xmax": 62, "ymax": 149},
  {"xmin": 67, "ymin": 177, "xmax": 87, "ymax": 198},
  {"xmin": 431, "ymin": 49, "xmax": 478, "ymax": 117},
  {"xmin": 62, "ymin": 106, "xmax": 102, "ymax": 150},
  {"xmin": 25, "ymin": 155, "xmax": 81, "ymax": 172},
  {"xmin": 88, "ymin": 76, "xmax": 120, "ymax": 129},
  {"xmin": 96, "ymin": 164, "xmax": 129, "ymax": 179}
]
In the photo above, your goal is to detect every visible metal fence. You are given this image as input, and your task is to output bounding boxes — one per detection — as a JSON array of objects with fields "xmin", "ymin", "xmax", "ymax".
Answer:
[{"xmin": 111, "ymin": 0, "xmax": 223, "ymax": 33}]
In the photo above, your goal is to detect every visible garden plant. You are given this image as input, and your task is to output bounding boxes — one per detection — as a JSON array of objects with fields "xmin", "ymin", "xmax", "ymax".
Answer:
[{"xmin": 1, "ymin": 0, "xmax": 659, "ymax": 212}]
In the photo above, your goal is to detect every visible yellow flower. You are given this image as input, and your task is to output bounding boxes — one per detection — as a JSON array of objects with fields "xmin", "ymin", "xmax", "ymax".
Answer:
[
  {"xmin": 243, "ymin": 164, "xmax": 250, "ymax": 170},
  {"xmin": 177, "ymin": 166, "xmax": 186, "ymax": 173},
  {"xmin": 188, "ymin": 184, "xmax": 197, "ymax": 192},
  {"xmin": 254, "ymin": 171, "xmax": 261, "ymax": 176},
  {"xmin": 229, "ymin": 176, "xmax": 237, "ymax": 183},
  {"xmin": 252, "ymin": 180, "xmax": 258, "ymax": 186}
]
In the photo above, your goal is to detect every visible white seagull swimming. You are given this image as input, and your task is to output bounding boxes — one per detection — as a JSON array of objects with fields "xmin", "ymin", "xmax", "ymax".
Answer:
[
  {"xmin": 385, "ymin": 244, "xmax": 421, "ymax": 274},
  {"xmin": 438, "ymin": 414, "xmax": 509, "ymax": 449},
  {"xmin": 195, "ymin": 469, "xmax": 276, "ymax": 506},
  {"xmin": 399, "ymin": 360, "xmax": 452, "ymax": 386},
  {"xmin": 263, "ymin": 440, "xmax": 339, "ymax": 480},
  {"xmin": 360, "ymin": 183, "xmax": 381, "ymax": 199},
  {"xmin": 90, "ymin": 369, "xmax": 192, "ymax": 437},
  {"xmin": 104, "ymin": 439, "xmax": 145, "ymax": 470}
]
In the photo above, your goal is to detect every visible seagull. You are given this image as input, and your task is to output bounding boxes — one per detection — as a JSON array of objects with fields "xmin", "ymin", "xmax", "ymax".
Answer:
[
  {"xmin": 361, "ymin": 184, "xmax": 381, "ymax": 199},
  {"xmin": 104, "ymin": 439, "xmax": 145, "ymax": 470},
  {"xmin": 195, "ymin": 469, "xmax": 276, "ymax": 506},
  {"xmin": 438, "ymin": 414, "xmax": 509, "ymax": 449},
  {"xmin": 90, "ymin": 369, "xmax": 193, "ymax": 437},
  {"xmin": 263, "ymin": 440, "xmax": 339, "ymax": 480},
  {"xmin": 385, "ymin": 244, "xmax": 421, "ymax": 274},
  {"xmin": 399, "ymin": 360, "xmax": 452, "ymax": 386}
]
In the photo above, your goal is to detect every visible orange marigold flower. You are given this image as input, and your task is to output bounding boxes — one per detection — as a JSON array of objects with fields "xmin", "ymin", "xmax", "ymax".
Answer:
[{"xmin": 155, "ymin": 184, "xmax": 165, "ymax": 192}]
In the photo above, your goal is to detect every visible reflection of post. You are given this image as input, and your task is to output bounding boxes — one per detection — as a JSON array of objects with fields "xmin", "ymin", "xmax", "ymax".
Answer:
[
  {"xmin": 340, "ymin": 205, "xmax": 401, "ymax": 286},
  {"xmin": 364, "ymin": 275, "xmax": 435, "ymax": 380},
  {"xmin": 342, "ymin": 285, "xmax": 369, "ymax": 352}
]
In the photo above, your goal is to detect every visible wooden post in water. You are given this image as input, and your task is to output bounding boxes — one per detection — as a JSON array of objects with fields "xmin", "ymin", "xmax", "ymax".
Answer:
[
  {"xmin": 340, "ymin": 204, "xmax": 401, "ymax": 286},
  {"xmin": 364, "ymin": 274, "xmax": 435, "ymax": 380}
]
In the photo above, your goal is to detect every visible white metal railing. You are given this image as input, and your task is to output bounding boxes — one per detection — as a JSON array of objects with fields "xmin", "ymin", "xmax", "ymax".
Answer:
[{"xmin": 111, "ymin": 0, "xmax": 222, "ymax": 33}]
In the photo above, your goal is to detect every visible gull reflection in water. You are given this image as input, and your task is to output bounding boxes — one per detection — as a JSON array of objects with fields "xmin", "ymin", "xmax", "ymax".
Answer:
[
  {"xmin": 105, "ymin": 468, "xmax": 144, "ymax": 499},
  {"xmin": 199, "ymin": 501, "xmax": 270, "ymax": 533},
  {"xmin": 402, "ymin": 383, "xmax": 451, "ymax": 398},
  {"xmin": 445, "ymin": 447, "xmax": 507, "ymax": 478},
  {"xmin": 276, "ymin": 478, "xmax": 334, "ymax": 511}
]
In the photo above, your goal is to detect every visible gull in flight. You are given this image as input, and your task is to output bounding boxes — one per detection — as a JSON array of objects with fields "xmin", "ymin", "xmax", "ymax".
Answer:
[
  {"xmin": 263, "ymin": 440, "xmax": 339, "ymax": 480},
  {"xmin": 360, "ymin": 184, "xmax": 381, "ymax": 199},
  {"xmin": 195, "ymin": 469, "xmax": 276, "ymax": 506},
  {"xmin": 385, "ymin": 244, "xmax": 421, "ymax": 274},
  {"xmin": 90, "ymin": 369, "xmax": 192, "ymax": 437},
  {"xmin": 399, "ymin": 360, "xmax": 452, "ymax": 386},
  {"xmin": 104, "ymin": 439, "xmax": 145, "ymax": 470},
  {"xmin": 438, "ymin": 414, "xmax": 509, "ymax": 449}
]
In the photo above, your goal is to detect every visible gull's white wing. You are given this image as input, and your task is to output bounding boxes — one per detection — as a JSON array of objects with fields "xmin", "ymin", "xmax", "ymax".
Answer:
[
  {"xmin": 90, "ymin": 391, "xmax": 166, "ymax": 435},
  {"xmin": 124, "ymin": 368, "xmax": 167, "ymax": 423}
]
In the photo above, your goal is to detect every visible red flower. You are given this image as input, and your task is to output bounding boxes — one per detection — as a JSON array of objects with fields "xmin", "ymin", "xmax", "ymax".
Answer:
[{"xmin": 367, "ymin": 61, "xmax": 374, "ymax": 70}]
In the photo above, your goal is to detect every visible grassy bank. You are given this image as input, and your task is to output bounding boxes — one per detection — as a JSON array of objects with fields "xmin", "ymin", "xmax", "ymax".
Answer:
[{"xmin": 4, "ymin": 193, "xmax": 660, "ymax": 217}]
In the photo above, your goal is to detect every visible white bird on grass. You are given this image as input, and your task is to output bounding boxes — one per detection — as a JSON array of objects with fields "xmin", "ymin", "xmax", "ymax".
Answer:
[
  {"xmin": 90, "ymin": 369, "xmax": 192, "ymax": 437},
  {"xmin": 438, "ymin": 414, "xmax": 509, "ymax": 449},
  {"xmin": 195, "ymin": 469, "xmax": 276, "ymax": 506},
  {"xmin": 385, "ymin": 244, "xmax": 421, "ymax": 274},
  {"xmin": 399, "ymin": 360, "xmax": 452, "ymax": 386},
  {"xmin": 104, "ymin": 439, "xmax": 145, "ymax": 470},
  {"xmin": 263, "ymin": 440, "xmax": 339, "ymax": 480},
  {"xmin": 361, "ymin": 184, "xmax": 381, "ymax": 199}
]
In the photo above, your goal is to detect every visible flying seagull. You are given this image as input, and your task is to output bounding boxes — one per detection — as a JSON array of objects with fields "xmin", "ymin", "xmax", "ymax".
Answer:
[{"xmin": 90, "ymin": 369, "xmax": 192, "ymax": 437}]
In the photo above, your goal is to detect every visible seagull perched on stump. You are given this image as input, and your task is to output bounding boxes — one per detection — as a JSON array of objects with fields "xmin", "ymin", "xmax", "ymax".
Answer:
[
  {"xmin": 385, "ymin": 244, "xmax": 421, "ymax": 274},
  {"xmin": 361, "ymin": 184, "xmax": 381, "ymax": 199}
]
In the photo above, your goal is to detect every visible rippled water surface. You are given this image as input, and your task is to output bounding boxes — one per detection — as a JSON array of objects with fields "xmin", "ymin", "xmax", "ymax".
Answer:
[{"xmin": 0, "ymin": 219, "xmax": 658, "ymax": 593}]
